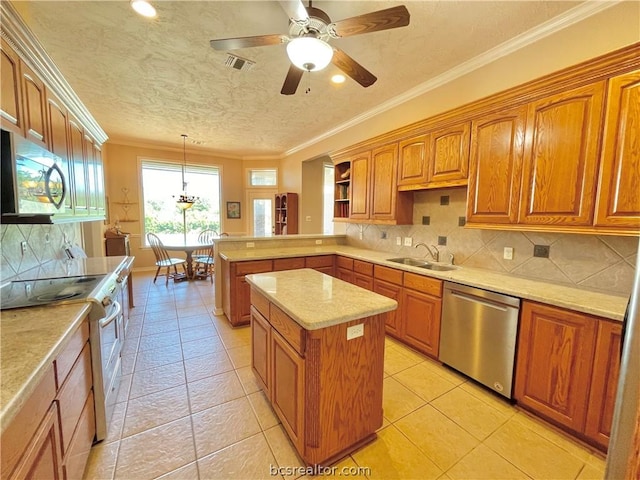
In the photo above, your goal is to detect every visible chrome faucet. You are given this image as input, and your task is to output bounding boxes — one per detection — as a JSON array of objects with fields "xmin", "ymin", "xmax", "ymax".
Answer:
[{"xmin": 414, "ymin": 243, "xmax": 439, "ymax": 262}]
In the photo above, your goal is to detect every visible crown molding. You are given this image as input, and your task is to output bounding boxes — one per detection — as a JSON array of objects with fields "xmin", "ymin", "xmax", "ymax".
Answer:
[
  {"xmin": 1, "ymin": 2, "xmax": 109, "ymax": 144},
  {"xmin": 284, "ymin": 0, "xmax": 621, "ymax": 157}
]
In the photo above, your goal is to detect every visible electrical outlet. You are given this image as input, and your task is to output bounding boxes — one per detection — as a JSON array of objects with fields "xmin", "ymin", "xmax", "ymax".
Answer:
[
  {"xmin": 533, "ymin": 245, "xmax": 550, "ymax": 258},
  {"xmin": 422, "ymin": 216, "xmax": 430, "ymax": 225},
  {"xmin": 347, "ymin": 324, "xmax": 364, "ymax": 340},
  {"xmin": 20, "ymin": 241, "xmax": 27, "ymax": 256},
  {"xmin": 396, "ymin": 237, "xmax": 402, "ymax": 246},
  {"xmin": 246, "ymin": 242, "xmax": 255, "ymax": 248},
  {"xmin": 305, "ymin": 215, "xmax": 312, "ymax": 222},
  {"xmin": 503, "ymin": 247, "xmax": 514, "ymax": 260},
  {"xmin": 315, "ymin": 239, "xmax": 322, "ymax": 245},
  {"xmin": 381, "ymin": 231, "xmax": 387, "ymax": 239},
  {"xmin": 403, "ymin": 237, "xmax": 413, "ymax": 247}
]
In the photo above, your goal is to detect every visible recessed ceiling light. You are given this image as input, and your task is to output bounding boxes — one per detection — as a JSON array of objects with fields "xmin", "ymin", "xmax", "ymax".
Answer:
[
  {"xmin": 131, "ymin": 0, "xmax": 157, "ymax": 18},
  {"xmin": 331, "ymin": 74, "xmax": 346, "ymax": 84}
]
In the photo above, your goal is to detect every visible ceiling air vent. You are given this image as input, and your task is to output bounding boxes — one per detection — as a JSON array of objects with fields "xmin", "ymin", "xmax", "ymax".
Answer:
[{"xmin": 224, "ymin": 54, "xmax": 255, "ymax": 71}]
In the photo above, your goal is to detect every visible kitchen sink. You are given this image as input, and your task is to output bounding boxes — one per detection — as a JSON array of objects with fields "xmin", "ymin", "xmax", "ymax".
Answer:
[{"xmin": 386, "ymin": 257, "xmax": 460, "ymax": 271}]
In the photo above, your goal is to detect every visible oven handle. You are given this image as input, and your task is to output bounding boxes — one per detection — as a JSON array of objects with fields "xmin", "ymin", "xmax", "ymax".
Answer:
[{"xmin": 99, "ymin": 301, "xmax": 121, "ymax": 329}]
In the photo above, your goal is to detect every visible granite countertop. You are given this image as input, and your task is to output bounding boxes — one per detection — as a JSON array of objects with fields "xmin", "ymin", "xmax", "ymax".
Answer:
[
  {"xmin": 246, "ymin": 268, "xmax": 398, "ymax": 330},
  {"xmin": 0, "ymin": 302, "xmax": 91, "ymax": 433},
  {"xmin": 221, "ymin": 246, "xmax": 629, "ymax": 322}
]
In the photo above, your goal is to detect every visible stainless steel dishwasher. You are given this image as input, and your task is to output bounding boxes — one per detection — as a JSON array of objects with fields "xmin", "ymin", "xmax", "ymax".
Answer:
[{"xmin": 439, "ymin": 282, "xmax": 520, "ymax": 398}]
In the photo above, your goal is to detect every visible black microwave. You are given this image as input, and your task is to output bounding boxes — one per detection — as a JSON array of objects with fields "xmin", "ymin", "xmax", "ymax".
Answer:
[{"xmin": 1, "ymin": 129, "xmax": 68, "ymax": 222}]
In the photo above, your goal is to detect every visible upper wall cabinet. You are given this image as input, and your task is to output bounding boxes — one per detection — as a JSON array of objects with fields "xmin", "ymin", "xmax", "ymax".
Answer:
[
  {"xmin": 397, "ymin": 133, "xmax": 429, "ymax": 186},
  {"xmin": 349, "ymin": 151, "xmax": 371, "ymax": 221},
  {"xmin": 20, "ymin": 62, "xmax": 49, "ymax": 149},
  {"xmin": 519, "ymin": 82, "xmax": 605, "ymax": 227},
  {"xmin": 594, "ymin": 70, "xmax": 640, "ymax": 229},
  {"xmin": 0, "ymin": 38, "xmax": 23, "ymax": 135}
]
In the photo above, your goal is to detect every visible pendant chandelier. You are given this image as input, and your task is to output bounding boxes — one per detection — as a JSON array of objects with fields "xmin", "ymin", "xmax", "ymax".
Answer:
[{"xmin": 175, "ymin": 134, "xmax": 198, "ymax": 210}]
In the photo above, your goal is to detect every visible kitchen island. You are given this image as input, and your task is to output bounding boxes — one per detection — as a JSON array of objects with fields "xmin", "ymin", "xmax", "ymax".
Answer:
[{"xmin": 246, "ymin": 268, "xmax": 397, "ymax": 466}]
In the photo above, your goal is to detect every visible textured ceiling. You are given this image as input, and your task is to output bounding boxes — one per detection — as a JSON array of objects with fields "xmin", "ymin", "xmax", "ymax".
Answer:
[{"xmin": 12, "ymin": 1, "xmax": 582, "ymax": 157}]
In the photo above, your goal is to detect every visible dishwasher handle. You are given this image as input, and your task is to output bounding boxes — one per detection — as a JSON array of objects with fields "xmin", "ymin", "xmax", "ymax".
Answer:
[{"xmin": 448, "ymin": 290, "xmax": 516, "ymax": 312}]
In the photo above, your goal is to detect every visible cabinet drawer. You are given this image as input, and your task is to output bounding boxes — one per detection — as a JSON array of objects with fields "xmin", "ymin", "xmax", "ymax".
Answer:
[
  {"xmin": 235, "ymin": 260, "xmax": 273, "ymax": 275},
  {"xmin": 54, "ymin": 321, "xmax": 89, "ymax": 391},
  {"xmin": 305, "ymin": 255, "xmax": 334, "ymax": 268},
  {"xmin": 251, "ymin": 288, "xmax": 270, "ymax": 320},
  {"xmin": 270, "ymin": 304, "xmax": 305, "ymax": 356},
  {"xmin": 62, "ymin": 391, "xmax": 95, "ymax": 480},
  {"xmin": 336, "ymin": 256, "xmax": 353, "ymax": 270},
  {"xmin": 273, "ymin": 257, "xmax": 305, "ymax": 271},
  {"xmin": 1, "ymin": 365, "xmax": 56, "ymax": 479},
  {"xmin": 353, "ymin": 260, "xmax": 373, "ymax": 276},
  {"xmin": 403, "ymin": 272, "xmax": 442, "ymax": 297},
  {"xmin": 374, "ymin": 265, "xmax": 403, "ymax": 285},
  {"xmin": 57, "ymin": 343, "xmax": 92, "ymax": 457}
]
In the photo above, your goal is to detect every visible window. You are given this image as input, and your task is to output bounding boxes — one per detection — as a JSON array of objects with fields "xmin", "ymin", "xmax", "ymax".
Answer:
[
  {"xmin": 248, "ymin": 168, "xmax": 277, "ymax": 187},
  {"xmin": 141, "ymin": 160, "xmax": 221, "ymax": 244}
]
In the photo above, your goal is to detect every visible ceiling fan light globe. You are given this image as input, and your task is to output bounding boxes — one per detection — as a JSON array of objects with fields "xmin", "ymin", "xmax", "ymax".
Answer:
[
  {"xmin": 130, "ymin": 0, "xmax": 157, "ymax": 18},
  {"xmin": 286, "ymin": 37, "xmax": 333, "ymax": 72}
]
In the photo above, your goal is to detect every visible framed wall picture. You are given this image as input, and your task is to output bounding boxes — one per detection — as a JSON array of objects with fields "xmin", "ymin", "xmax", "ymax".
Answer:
[{"xmin": 226, "ymin": 201, "xmax": 241, "ymax": 219}]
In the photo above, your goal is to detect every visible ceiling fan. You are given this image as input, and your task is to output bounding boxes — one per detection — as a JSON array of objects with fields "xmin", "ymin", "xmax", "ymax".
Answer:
[{"xmin": 209, "ymin": 0, "xmax": 410, "ymax": 95}]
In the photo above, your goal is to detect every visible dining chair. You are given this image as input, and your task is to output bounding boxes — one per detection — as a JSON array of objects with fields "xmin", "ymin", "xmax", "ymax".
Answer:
[
  {"xmin": 146, "ymin": 233, "xmax": 187, "ymax": 285},
  {"xmin": 193, "ymin": 230, "xmax": 217, "ymax": 283}
]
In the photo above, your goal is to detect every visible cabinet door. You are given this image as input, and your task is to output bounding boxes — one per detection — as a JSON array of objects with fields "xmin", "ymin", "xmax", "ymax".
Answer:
[
  {"xmin": 349, "ymin": 152, "xmax": 371, "ymax": 220},
  {"xmin": 46, "ymin": 93, "xmax": 73, "ymax": 213},
  {"xmin": 10, "ymin": 403, "xmax": 63, "ymax": 480},
  {"xmin": 595, "ymin": 71, "xmax": 640, "ymax": 229},
  {"xmin": 373, "ymin": 279, "xmax": 402, "ymax": 337},
  {"xmin": 427, "ymin": 122, "xmax": 470, "ymax": 186},
  {"xmin": 1, "ymin": 38, "xmax": 24, "ymax": 135},
  {"xmin": 93, "ymin": 143, "xmax": 106, "ymax": 216},
  {"xmin": 514, "ymin": 301, "xmax": 598, "ymax": 432},
  {"xmin": 251, "ymin": 306, "xmax": 271, "ymax": 395},
  {"xmin": 519, "ymin": 82, "xmax": 605, "ymax": 226},
  {"xmin": 271, "ymin": 330, "xmax": 305, "ymax": 452},
  {"xmin": 336, "ymin": 267, "xmax": 353, "ymax": 284},
  {"xmin": 401, "ymin": 289, "xmax": 441, "ymax": 358},
  {"xmin": 398, "ymin": 134, "xmax": 429, "ymax": 186},
  {"xmin": 69, "ymin": 118, "xmax": 89, "ymax": 214},
  {"xmin": 370, "ymin": 144, "xmax": 399, "ymax": 220},
  {"xmin": 236, "ymin": 276, "xmax": 253, "ymax": 325},
  {"xmin": 352, "ymin": 272, "xmax": 373, "ymax": 291},
  {"xmin": 20, "ymin": 63, "xmax": 48, "ymax": 149},
  {"xmin": 467, "ymin": 106, "xmax": 527, "ymax": 225},
  {"xmin": 585, "ymin": 320, "xmax": 622, "ymax": 449},
  {"xmin": 84, "ymin": 134, "xmax": 98, "ymax": 215}
]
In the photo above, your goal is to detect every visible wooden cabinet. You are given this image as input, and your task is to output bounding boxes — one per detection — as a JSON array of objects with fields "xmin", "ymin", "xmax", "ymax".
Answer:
[
  {"xmin": 585, "ymin": 320, "xmax": 623, "ymax": 449},
  {"xmin": 466, "ymin": 106, "xmax": 527, "ymax": 225},
  {"xmin": 427, "ymin": 121, "xmax": 470, "ymax": 186},
  {"xmin": 273, "ymin": 257, "xmax": 305, "ymax": 271},
  {"xmin": 68, "ymin": 117, "xmax": 89, "ymax": 215},
  {"xmin": 20, "ymin": 62, "xmax": 48, "ymax": 149},
  {"xmin": 1, "ymin": 38, "xmax": 24, "ymax": 135},
  {"xmin": 46, "ymin": 92, "xmax": 74, "ymax": 214},
  {"xmin": 304, "ymin": 255, "xmax": 334, "ymax": 276},
  {"xmin": 401, "ymin": 273, "xmax": 442, "ymax": 358},
  {"xmin": 352, "ymin": 259, "xmax": 374, "ymax": 291},
  {"xmin": 519, "ymin": 82, "xmax": 606, "ymax": 227},
  {"xmin": 250, "ymin": 305, "xmax": 271, "ymax": 396},
  {"xmin": 333, "ymin": 161, "xmax": 351, "ymax": 220},
  {"xmin": 397, "ymin": 133, "xmax": 429, "ymax": 186},
  {"xmin": 222, "ymin": 259, "xmax": 273, "ymax": 326},
  {"xmin": 349, "ymin": 151, "xmax": 371, "ymax": 220},
  {"xmin": 373, "ymin": 265, "xmax": 403, "ymax": 337},
  {"xmin": 595, "ymin": 70, "xmax": 640, "ymax": 229},
  {"xmin": 275, "ymin": 193, "xmax": 298, "ymax": 235},
  {"xmin": 335, "ymin": 255, "xmax": 354, "ymax": 283}
]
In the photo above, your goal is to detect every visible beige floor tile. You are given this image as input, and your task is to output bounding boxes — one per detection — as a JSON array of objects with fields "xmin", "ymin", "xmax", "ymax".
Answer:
[
  {"xmin": 484, "ymin": 419, "xmax": 584, "ymax": 479},
  {"xmin": 382, "ymin": 376, "xmax": 427, "ymax": 422},
  {"xmin": 143, "ymin": 310, "xmax": 179, "ymax": 323},
  {"xmin": 263, "ymin": 425, "xmax": 305, "ymax": 480},
  {"xmin": 351, "ymin": 425, "xmax": 442, "ymax": 480},
  {"xmin": 105, "ymin": 401, "xmax": 127, "ymax": 443},
  {"xmin": 384, "ymin": 345, "xmax": 422, "ymax": 375},
  {"xmin": 179, "ymin": 324, "xmax": 218, "ymax": 343},
  {"xmin": 458, "ymin": 380, "xmax": 517, "ymax": 417},
  {"xmin": 576, "ymin": 462, "xmax": 604, "ymax": 480},
  {"xmin": 116, "ymin": 373, "xmax": 133, "ymax": 403},
  {"xmin": 135, "ymin": 343, "xmax": 184, "ymax": 372},
  {"xmin": 138, "ymin": 330, "xmax": 181, "ymax": 352},
  {"xmin": 217, "ymin": 327, "xmax": 251, "ymax": 349},
  {"xmin": 155, "ymin": 461, "xmax": 199, "ymax": 480},
  {"xmin": 393, "ymin": 363, "xmax": 457, "ymax": 401},
  {"xmin": 178, "ymin": 305, "xmax": 211, "ymax": 318},
  {"xmin": 431, "ymin": 388, "xmax": 509, "ymax": 440},
  {"xmin": 141, "ymin": 318, "xmax": 180, "ymax": 336},
  {"xmin": 188, "ymin": 371, "xmax": 246, "ymax": 413},
  {"xmin": 197, "ymin": 432, "xmax": 277, "ymax": 480},
  {"xmin": 121, "ymin": 335, "xmax": 140, "ymax": 356},
  {"xmin": 395, "ymin": 405, "xmax": 480, "ymax": 471},
  {"xmin": 85, "ymin": 440, "xmax": 120, "ymax": 480},
  {"xmin": 184, "ymin": 350, "xmax": 234, "ymax": 383},
  {"xmin": 144, "ymin": 300, "xmax": 176, "ymax": 314},
  {"xmin": 121, "ymin": 353, "xmax": 136, "ymax": 375},
  {"xmin": 420, "ymin": 360, "xmax": 467, "ymax": 386},
  {"xmin": 446, "ymin": 444, "xmax": 530, "ymax": 479},
  {"xmin": 115, "ymin": 417, "xmax": 195, "ymax": 480},
  {"xmin": 392, "ymin": 343, "xmax": 430, "ymax": 363},
  {"xmin": 129, "ymin": 360, "xmax": 186, "ymax": 400},
  {"xmin": 437, "ymin": 474, "xmax": 453, "ymax": 480},
  {"xmin": 227, "ymin": 344, "xmax": 252, "ymax": 369},
  {"xmin": 181, "ymin": 335, "xmax": 225, "ymax": 359},
  {"xmin": 178, "ymin": 314, "xmax": 214, "ymax": 329},
  {"xmin": 192, "ymin": 397, "xmax": 262, "ymax": 459},
  {"xmin": 248, "ymin": 390, "xmax": 280, "ymax": 430},
  {"xmin": 122, "ymin": 384, "xmax": 191, "ymax": 438},
  {"xmin": 323, "ymin": 456, "xmax": 371, "ymax": 480},
  {"xmin": 236, "ymin": 365, "xmax": 262, "ymax": 395}
]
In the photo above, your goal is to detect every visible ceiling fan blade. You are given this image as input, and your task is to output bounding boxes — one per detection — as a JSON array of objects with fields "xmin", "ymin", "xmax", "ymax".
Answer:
[
  {"xmin": 281, "ymin": 64, "xmax": 304, "ymax": 95},
  {"xmin": 330, "ymin": 5, "xmax": 410, "ymax": 38},
  {"xmin": 209, "ymin": 34, "xmax": 286, "ymax": 51},
  {"xmin": 279, "ymin": 0, "xmax": 309, "ymax": 23},
  {"xmin": 331, "ymin": 48, "xmax": 377, "ymax": 88}
]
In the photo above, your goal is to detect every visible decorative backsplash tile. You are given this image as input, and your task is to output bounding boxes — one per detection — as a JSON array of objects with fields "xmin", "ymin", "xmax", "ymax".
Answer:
[
  {"xmin": 1, "ymin": 223, "xmax": 81, "ymax": 281},
  {"xmin": 345, "ymin": 188, "xmax": 638, "ymax": 296}
]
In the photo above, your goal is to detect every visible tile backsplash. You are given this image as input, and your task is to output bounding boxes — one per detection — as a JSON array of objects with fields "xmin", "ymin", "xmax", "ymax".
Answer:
[
  {"xmin": 345, "ymin": 188, "xmax": 638, "ymax": 296},
  {"xmin": 1, "ymin": 223, "xmax": 82, "ymax": 280}
]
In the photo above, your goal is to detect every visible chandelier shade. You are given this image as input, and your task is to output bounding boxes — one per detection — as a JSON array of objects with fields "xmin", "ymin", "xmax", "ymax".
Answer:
[
  {"xmin": 174, "ymin": 134, "xmax": 197, "ymax": 210},
  {"xmin": 286, "ymin": 37, "xmax": 333, "ymax": 72}
]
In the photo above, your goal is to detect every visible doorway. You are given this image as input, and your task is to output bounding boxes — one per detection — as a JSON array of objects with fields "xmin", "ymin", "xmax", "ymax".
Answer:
[{"xmin": 247, "ymin": 190, "xmax": 276, "ymax": 236}]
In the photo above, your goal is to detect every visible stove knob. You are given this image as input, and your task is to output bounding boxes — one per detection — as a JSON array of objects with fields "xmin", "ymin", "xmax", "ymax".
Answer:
[{"xmin": 102, "ymin": 297, "xmax": 112, "ymax": 307}]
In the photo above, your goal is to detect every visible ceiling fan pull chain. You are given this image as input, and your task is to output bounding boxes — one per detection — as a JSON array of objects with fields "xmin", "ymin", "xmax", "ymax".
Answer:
[{"xmin": 305, "ymin": 70, "xmax": 311, "ymax": 94}]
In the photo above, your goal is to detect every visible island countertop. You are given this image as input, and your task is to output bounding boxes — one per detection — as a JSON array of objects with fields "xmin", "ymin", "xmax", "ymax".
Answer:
[{"xmin": 246, "ymin": 268, "xmax": 398, "ymax": 330}]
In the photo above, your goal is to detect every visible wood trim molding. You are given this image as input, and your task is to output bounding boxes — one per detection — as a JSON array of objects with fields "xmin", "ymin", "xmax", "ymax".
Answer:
[{"xmin": 0, "ymin": 2, "xmax": 108, "ymax": 144}]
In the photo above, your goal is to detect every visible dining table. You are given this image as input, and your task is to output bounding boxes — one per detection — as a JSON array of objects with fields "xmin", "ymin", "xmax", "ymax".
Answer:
[{"xmin": 162, "ymin": 240, "xmax": 214, "ymax": 280}]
